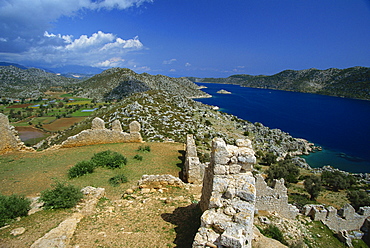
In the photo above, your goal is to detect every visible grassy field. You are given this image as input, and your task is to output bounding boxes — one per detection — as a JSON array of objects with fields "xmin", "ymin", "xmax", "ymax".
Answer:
[{"xmin": 0, "ymin": 142, "xmax": 205, "ymax": 248}]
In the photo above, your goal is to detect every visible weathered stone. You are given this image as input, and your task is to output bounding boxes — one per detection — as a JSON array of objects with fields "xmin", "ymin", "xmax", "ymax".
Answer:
[
  {"xmin": 193, "ymin": 137, "xmax": 256, "ymax": 248},
  {"xmin": 91, "ymin": 117, "xmax": 105, "ymax": 130},
  {"xmin": 235, "ymin": 139, "xmax": 252, "ymax": 148},
  {"xmin": 60, "ymin": 120, "xmax": 142, "ymax": 148},
  {"xmin": 11, "ymin": 227, "xmax": 26, "ymax": 236},
  {"xmin": 129, "ymin": 121, "xmax": 141, "ymax": 133},
  {"xmin": 111, "ymin": 119, "xmax": 123, "ymax": 132},
  {"xmin": 0, "ymin": 113, "xmax": 35, "ymax": 154}
]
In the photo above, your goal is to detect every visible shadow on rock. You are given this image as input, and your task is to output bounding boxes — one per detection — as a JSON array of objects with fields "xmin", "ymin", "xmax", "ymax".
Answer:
[{"xmin": 161, "ymin": 203, "xmax": 202, "ymax": 248}]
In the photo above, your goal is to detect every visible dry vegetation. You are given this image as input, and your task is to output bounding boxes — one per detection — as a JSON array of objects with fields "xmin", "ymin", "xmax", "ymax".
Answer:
[{"xmin": 0, "ymin": 142, "xmax": 202, "ymax": 247}]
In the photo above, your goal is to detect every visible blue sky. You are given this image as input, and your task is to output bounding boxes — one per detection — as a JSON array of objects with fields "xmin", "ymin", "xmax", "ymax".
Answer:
[{"xmin": 0, "ymin": 0, "xmax": 369, "ymax": 77}]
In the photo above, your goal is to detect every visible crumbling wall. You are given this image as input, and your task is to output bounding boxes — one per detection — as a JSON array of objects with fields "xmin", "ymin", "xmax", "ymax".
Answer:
[
  {"xmin": 60, "ymin": 118, "xmax": 142, "ymax": 148},
  {"xmin": 255, "ymin": 174, "xmax": 299, "ymax": 219},
  {"xmin": 184, "ymin": 134, "xmax": 206, "ymax": 184},
  {"xmin": 193, "ymin": 138, "xmax": 256, "ymax": 248},
  {"xmin": 0, "ymin": 113, "xmax": 35, "ymax": 154},
  {"xmin": 303, "ymin": 204, "xmax": 370, "ymax": 233}
]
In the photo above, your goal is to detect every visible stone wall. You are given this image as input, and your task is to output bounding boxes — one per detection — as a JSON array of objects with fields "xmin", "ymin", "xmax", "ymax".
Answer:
[
  {"xmin": 60, "ymin": 118, "xmax": 142, "ymax": 148},
  {"xmin": 255, "ymin": 174, "xmax": 299, "ymax": 219},
  {"xmin": 184, "ymin": 134, "xmax": 206, "ymax": 184},
  {"xmin": 0, "ymin": 113, "xmax": 35, "ymax": 154},
  {"xmin": 303, "ymin": 203, "xmax": 370, "ymax": 233},
  {"xmin": 193, "ymin": 138, "xmax": 257, "ymax": 248}
]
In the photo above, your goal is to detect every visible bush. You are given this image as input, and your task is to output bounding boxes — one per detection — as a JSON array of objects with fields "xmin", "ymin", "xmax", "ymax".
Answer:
[
  {"xmin": 137, "ymin": 145, "xmax": 151, "ymax": 152},
  {"xmin": 108, "ymin": 174, "xmax": 128, "ymax": 187},
  {"xmin": 133, "ymin": 155, "xmax": 143, "ymax": 161},
  {"xmin": 0, "ymin": 194, "xmax": 31, "ymax": 227},
  {"xmin": 261, "ymin": 224, "xmax": 287, "ymax": 245},
  {"xmin": 91, "ymin": 150, "xmax": 127, "ymax": 169},
  {"xmin": 40, "ymin": 182, "xmax": 83, "ymax": 209},
  {"xmin": 68, "ymin": 160, "xmax": 95, "ymax": 178}
]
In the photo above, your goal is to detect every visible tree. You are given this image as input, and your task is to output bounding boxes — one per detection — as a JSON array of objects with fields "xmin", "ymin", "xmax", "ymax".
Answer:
[
  {"xmin": 263, "ymin": 152, "xmax": 277, "ymax": 166},
  {"xmin": 347, "ymin": 190, "xmax": 370, "ymax": 211},
  {"xmin": 304, "ymin": 175, "xmax": 322, "ymax": 200},
  {"xmin": 321, "ymin": 170, "xmax": 356, "ymax": 191},
  {"xmin": 267, "ymin": 159, "xmax": 300, "ymax": 185}
]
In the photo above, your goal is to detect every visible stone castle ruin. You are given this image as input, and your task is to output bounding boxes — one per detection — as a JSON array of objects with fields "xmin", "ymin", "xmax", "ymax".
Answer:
[
  {"xmin": 193, "ymin": 138, "xmax": 257, "ymax": 248},
  {"xmin": 184, "ymin": 134, "xmax": 206, "ymax": 184},
  {"xmin": 0, "ymin": 113, "xmax": 35, "ymax": 154},
  {"xmin": 255, "ymin": 174, "xmax": 299, "ymax": 219},
  {"xmin": 60, "ymin": 117, "xmax": 142, "ymax": 148}
]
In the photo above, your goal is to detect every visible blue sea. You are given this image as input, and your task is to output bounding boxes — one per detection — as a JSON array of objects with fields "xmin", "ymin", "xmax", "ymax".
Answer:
[{"xmin": 194, "ymin": 83, "xmax": 370, "ymax": 173}]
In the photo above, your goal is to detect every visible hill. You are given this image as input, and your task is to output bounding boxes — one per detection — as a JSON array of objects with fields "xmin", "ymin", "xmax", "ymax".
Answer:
[
  {"xmin": 74, "ymin": 67, "xmax": 210, "ymax": 100},
  {"xmin": 191, "ymin": 67, "xmax": 370, "ymax": 100},
  {"xmin": 0, "ymin": 66, "xmax": 80, "ymax": 98}
]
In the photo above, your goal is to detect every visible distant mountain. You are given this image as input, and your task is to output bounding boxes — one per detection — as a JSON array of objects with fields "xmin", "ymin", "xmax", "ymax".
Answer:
[
  {"xmin": 191, "ymin": 67, "xmax": 370, "ymax": 100},
  {"xmin": 0, "ymin": 62, "xmax": 28, "ymax": 70},
  {"xmin": 0, "ymin": 66, "xmax": 80, "ymax": 98},
  {"xmin": 48, "ymin": 65, "xmax": 104, "ymax": 75},
  {"xmin": 75, "ymin": 67, "xmax": 210, "ymax": 100}
]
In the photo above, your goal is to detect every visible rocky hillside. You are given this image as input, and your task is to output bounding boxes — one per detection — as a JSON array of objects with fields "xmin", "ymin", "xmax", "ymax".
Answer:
[
  {"xmin": 0, "ymin": 66, "xmax": 80, "ymax": 98},
  {"xmin": 75, "ymin": 68, "xmax": 210, "ymax": 100},
  {"xmin": 44, "ymin": 90, "xmax": 312, "ymax": 164},
  {"xmin": 191, "ymin": 66, "xmax": 370, "ymax": 100}
]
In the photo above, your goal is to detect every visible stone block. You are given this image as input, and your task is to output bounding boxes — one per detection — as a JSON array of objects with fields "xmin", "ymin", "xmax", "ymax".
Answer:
[
  {"xmin": 129, "ymin": 121, "xmax": 141, "ymax": 133},
  {"xmin": 91, "ymin": 117, "xmax": 105, "ymax": 130},
  {"xmin": 111, "ymin": 120, "xmax": 122, "ymax": 132}
]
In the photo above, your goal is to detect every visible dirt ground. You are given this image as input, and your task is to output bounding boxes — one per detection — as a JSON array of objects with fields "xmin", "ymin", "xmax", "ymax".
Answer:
[{"xmin": 43, "ymin": 117, "xmax": 86, "ymax": 131}]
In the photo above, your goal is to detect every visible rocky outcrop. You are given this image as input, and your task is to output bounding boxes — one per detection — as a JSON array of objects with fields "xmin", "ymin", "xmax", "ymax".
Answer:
[
  {"xmin": 255, "ymin": 174, "xmax": 299, "ymax": 219},
  {"xmin": 0, "ymin": 113, "xmax": 35, "ymax": 154},
  {"xmin": 31, "ymin": 186, "xmax": 105, "ymax": 248},
  {"xmin": 184, "ymin": 134, "xmax": 206, "ymax": 184},
  {"xmin": 193, "ymin": 138, "xmax": 256, "ymax": 248},
  {"xmin": 60, "ymin": 118, "xmax": 142, "ymax": 148}
]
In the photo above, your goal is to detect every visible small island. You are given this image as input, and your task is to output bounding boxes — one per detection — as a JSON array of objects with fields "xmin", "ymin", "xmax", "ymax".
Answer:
[{"xmin": 217, "ymin": 89, "xmax": 232, "ymax": 94}]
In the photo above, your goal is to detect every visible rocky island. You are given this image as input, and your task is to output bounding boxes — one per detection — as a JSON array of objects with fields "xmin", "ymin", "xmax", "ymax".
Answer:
[{"xmin": 217, "ymin": 89, "xmax": 232, "ymax": 94}]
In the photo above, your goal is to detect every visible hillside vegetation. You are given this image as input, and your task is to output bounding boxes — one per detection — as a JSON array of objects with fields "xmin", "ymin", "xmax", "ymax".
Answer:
[
  {"xmin": 74, "ymin": 67, "xmax": 210, "ymax": 100},
  {"xmin": 191, "ymin": 66, "xmax": 370, "ymax": 100},
  {"xmin": 0, "ymin": 66, "xmax": 80, "ymax": 98}
]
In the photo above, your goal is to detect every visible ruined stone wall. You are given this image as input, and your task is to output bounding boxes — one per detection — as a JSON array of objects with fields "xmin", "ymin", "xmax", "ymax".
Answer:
[
  {"xmin": 303, "ymin": 204, "xmax": 370, "ymax": 233},
  {"xmin": 0, "ymin": 113, "xmax": 35, "ymax": 154},
  {"xmin": 255, "ymin": 174, "xmax": 299, "ymax": 219},
  {"xmin": 193, "ymin": 138, "xmax": 257, "ymax": 248},
  {"xmin": 184, "ymin": 134, "xmax": 206, "ymax": 184},
  {"xmin": 60, "ymin": 118, "xmax": 142, "ymax": 148}
]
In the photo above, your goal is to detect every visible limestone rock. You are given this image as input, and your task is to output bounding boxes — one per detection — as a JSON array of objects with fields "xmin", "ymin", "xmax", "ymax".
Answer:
[
  {"xmin": 11, "ymin": 227, "xmax": 26, "ymax": 236},
  {"xmin": 112, "ymin": 119, "xmax": 123, "ymax": 132},
  {"xmin": 129, "ymin": 121, "xmax": 141, "ymax": 133},
  {"xmin": 91, "ymin": 117, "xmax": 105, "ymax": 130}
]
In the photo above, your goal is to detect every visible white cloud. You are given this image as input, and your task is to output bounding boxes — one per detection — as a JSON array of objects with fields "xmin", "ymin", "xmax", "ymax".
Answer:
[
  {"xmin": 163, "ymin": 59, "xmax": 177, "ymax": 64},
  {"xmin": 2, "ymin": 31, "xmax": 144, "ymax": 68},
  {"xmin": 185, "ymin": 62, "xmax": 191, "ymax": 67},
  {"xmin": 169, "ymin": 69, "xmax": 176, "ymax": 72},
  {"xmin": 0, "ymin": 0, "xmax": 152, "ymax": 53}
]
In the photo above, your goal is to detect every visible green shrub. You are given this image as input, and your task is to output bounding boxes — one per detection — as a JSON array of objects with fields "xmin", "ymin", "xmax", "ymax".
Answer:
[
  {"xmin": 68, "ymin": 160, "xmax": 95, "ymax": 178},
  {"xmin": 133, "ymin": 154, "xmax": 143, "ymax": 161},
  {"xmin": 40, "ymin": 182, "xmax": 83, "ymax": 209},
  {"xmin": 137, "ymin": 145, "xmax": 151, "ymax": 152},
  {"xmin": 91, "ymin": 150, "xmax": 127, "ymax": 169},
  {"xmin": 347, "ymin": 190, "xmax": 370, "ymax": 211},
  {"xmin": 261, "ymin": 224, "xmax": 287, "ymax": 245},
  {"xmin": 0, "ymin": 194, "xmax": 31, "ymax": 227},
  {"xmin": 108, "ymin": 174, "xmax": 128, "ymax": 187}
]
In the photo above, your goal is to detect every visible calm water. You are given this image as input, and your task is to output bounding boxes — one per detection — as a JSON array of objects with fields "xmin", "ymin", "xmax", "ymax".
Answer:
[{"xmin": 195, "ymin": 83, "xmax": 370, "ymax": 173}]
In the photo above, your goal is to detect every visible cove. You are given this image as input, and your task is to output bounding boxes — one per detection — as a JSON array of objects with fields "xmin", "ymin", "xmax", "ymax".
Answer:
[{"xmin": 194, "ymin": 83, "xmax": 370, "ymax": 173}]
